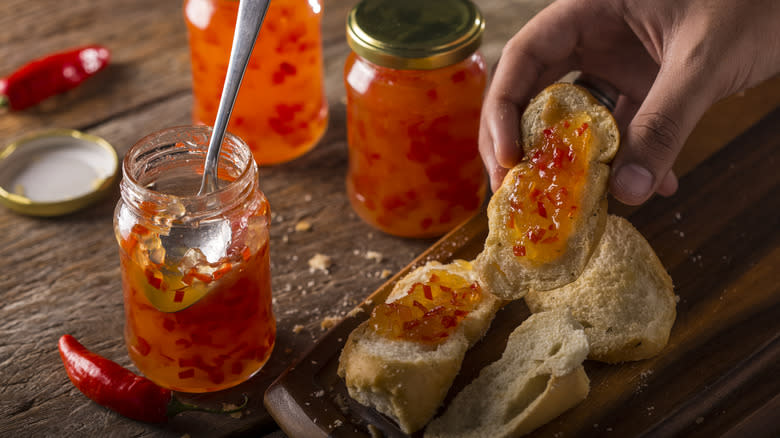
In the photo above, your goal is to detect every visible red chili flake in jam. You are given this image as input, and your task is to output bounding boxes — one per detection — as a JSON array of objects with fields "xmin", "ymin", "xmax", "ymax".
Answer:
[
  {"xmin": 505, "ymin": 112, "xmax": 592, "ymax": 262},
  {"xmin": 162, "ymin": 319, "xmax": 176, "ymax": 332},
  {"xmin": 132, "ymin": 337, "xmax": 151, "ymax": 357},
  {"xmin": 369, "ymin": 268, "xmax": 483, "ymax": 346}
]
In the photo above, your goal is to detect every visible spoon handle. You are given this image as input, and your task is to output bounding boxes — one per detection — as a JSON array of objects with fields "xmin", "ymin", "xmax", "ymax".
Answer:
[{"xmin": 199, "ymin": 0, "xmax": 271, "ymax": 195}]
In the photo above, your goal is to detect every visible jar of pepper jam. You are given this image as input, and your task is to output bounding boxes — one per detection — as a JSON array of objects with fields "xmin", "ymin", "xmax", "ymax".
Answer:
[
  {"xmin": 344, "ymin": 0, "xmax": 488, "ymax": 238},
  {"xmin": 184, "ymin": 0, "xmax": 328, "ymax": 165},
  {"xmin": 114, "ymin": 126, "xmax": 275, "ymax": 393}
]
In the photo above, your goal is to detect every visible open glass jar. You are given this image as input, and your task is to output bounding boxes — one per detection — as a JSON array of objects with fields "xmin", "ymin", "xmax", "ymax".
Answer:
[
  {"xmin": 114, "ymin": 126, "xmax": 275, "ymax": 393},
  {"xmin": 184, "ymin": 0, "xmax": 328, "ymax": 165},
  {"xmin": 344, "ymin": 0, "xmax": 488, "ymax": 238}
]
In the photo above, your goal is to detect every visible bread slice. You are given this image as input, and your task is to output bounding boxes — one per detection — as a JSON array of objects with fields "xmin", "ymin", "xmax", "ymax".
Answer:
[
  {"xmin": 475, "ymin": 83, "xmax": 619, "ymax": 299},
  {"xmin": 425, "ymin": 309, "xmax": 590, "ymax": 438},
  {"xmin": 525, "ymin": 215, "xmax": 676, "ymax": 363},
  {"xmin": 337, "ymin": 260, "xmax": 503, "ymax": 434}
]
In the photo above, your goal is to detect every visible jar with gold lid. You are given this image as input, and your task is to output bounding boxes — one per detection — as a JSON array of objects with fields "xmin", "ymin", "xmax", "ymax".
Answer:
[
  {"xmin": 114, "ymin": 126, "xmax": 275, "ymax": 393},
  {"xmin": 344, "ymin": 0, "xmax": 488, "ymax": 238}
]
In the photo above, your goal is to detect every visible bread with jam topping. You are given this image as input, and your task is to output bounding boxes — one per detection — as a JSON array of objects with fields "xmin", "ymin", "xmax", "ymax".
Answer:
[
  {"xmin": 476, "ymin": 83, "xmax": 620, "ymax": 299},
  {"xmin": 525, "ymin": 215, "xmax": 677, "ymax": 363},
  {"xmin": 425, "ymin": 309, "xmax": 590, "ymax": 438},
  {"xmin": 337, "ymin": 260, "xmax": 503, "ymax": 434}
]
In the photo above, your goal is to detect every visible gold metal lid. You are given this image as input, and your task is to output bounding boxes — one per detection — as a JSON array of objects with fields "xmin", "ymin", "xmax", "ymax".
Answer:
[
  {"xmin": 346, "ymin": 0, "xmax": 485, "ymax": 70},
  {"xmin": 0, "ymin": 129, "xmax": 118, "ymax": 216}
]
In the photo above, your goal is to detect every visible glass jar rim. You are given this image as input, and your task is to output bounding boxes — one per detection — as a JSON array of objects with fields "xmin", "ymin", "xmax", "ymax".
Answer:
[{"xmin": 120, "ymin": 125, "xmax": 258, "ymax": 222}]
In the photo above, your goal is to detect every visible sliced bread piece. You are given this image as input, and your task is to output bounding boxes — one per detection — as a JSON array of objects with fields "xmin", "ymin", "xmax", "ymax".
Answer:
[
  {"xmin": 476, "ymin": 83, "xmax": 619, "ymax": 299},
  {"xmin": 525, "ymin": 215, "xmax": 676, "ymax": 363},
  {"xmin": 337, "ymin": 260, "xmax": 503, "ymax": 434},
  {"xmin": 425, "ymin": 309, "xmax": 590, "ymax": 438}
]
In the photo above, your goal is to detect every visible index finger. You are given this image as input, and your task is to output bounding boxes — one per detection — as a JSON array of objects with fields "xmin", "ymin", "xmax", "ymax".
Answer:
[{"xmin": 483, "ymin": 0, "xmax": 595, "ymax": 167}]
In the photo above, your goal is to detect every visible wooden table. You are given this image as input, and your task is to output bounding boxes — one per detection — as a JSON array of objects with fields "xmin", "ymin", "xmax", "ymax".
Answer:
[{"xmin": 0, "ymin": 1, "xmax": 778, "ymax": 437}]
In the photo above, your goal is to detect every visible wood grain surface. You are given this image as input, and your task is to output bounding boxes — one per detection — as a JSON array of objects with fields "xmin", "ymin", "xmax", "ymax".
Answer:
[{"xmin": 0, "ymin": 0, "xmax": 778, "ymax": 437}]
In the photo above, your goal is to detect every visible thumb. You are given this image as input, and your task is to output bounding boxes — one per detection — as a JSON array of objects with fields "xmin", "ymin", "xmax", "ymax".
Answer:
[{"xmin": 610, "ymin": 62, "xmax": 715, "ymax": 205}]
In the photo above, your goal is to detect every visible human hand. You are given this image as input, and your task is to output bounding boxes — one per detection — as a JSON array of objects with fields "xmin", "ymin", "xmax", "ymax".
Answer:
[{"xmin": 480, "ymin": 0, "xmax": 780, "ymax": 204}]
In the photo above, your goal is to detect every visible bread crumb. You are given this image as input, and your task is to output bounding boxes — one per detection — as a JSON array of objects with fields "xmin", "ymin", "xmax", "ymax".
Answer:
[
  {"xmin": 282, "ymin": 234, "xmax": 289, "ymax": 243},
  {"xmin": 292, "ymin": 324, "xmax": 305, "ymax": 334},
  {"xmin": 330, "ymin": 419, "xmax": 343, "ymax": 429},
  {"xmin": 365, "ymin": 250, "xmax": 383, "ymax": 262},
  {"xmin": 308, "ymin": 253, "xmax": 332, "ymax": 273},
  {"xmin": 222, "ymin": 402, "xmax": 244, "ymax": 419},
  {"xmin": 304, "ymin": 194, "xmax": 313, "ymax": 202},
  {"xmin": 321, "ymin": 315, "xmax": 340, "ymax": 331},
  {"xmin": 295, "ymin": 220, "xmax": 312, "ymax": 232},
  {"xmin": 380, "ymin": 269, "xmax": 392, "ymax": 279},
  {"xmin": 313, "ymin": 389, "xmax": 325, "ymax": 398},
  {"xmin": 346, "ymin": 306, "xmax": 365, "ymax": 318}
]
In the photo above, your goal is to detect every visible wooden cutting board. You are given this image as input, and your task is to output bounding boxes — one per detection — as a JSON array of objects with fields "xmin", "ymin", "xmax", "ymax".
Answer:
[{"xmin": 264, "ymin": 79, "xmax": 780, "ymax": 437}]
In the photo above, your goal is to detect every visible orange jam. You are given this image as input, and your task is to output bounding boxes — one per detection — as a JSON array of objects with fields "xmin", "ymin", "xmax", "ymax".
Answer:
[
  {"xmin": 369, "ymin": 269, "xmax": 483, "ymax": 345},
  {"xmin": 345, "ymin": 52, "xmax": 487, "ymax": 238},
  {"xmin": 505, "ymin": 113, "xmax": 593, "ymax": 263},
  {"xmin": 119, "ymin": 208, "xmax": 275, "ymax": 393},
  {"xmin": 184, "ymin": 0, "xmax": 328, "ymax": 164}
]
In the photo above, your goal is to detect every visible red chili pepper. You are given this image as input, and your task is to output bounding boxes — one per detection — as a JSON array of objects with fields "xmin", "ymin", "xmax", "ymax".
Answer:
[
  {"xmin": 0, "ymin": 45, "xmax": 110, "ymax": 111},
  {"xmin": 58, "ymin": 334, "xmax": 247, "ymax": 423}
]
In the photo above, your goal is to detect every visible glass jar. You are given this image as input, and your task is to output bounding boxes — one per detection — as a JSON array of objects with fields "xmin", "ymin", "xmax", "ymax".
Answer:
[
  {"xmin": 184, "ymin": 0, "xmax": 328, "ymax": 165},
  {"xmin": 114, "ymin": 126, "xmax": 275, "ymax": 393},
  {"xmin": 344, "ymin": 0, "xmax": 488, "ymax": 238}
]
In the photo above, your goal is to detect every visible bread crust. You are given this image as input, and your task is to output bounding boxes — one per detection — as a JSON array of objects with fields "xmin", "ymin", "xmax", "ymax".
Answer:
[
  {"xmin": 337, "ymin": 260, "xmax": 503, "ymax": 433},
  {"xmin": 475, "ymin": 83, "xmax": 619, "ymax": 299},
  {"xmin": 525, "ymin": 215, "xmax": 677, "ymax": 363}
]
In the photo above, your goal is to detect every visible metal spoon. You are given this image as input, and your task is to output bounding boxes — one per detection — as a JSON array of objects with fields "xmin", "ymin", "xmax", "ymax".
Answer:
[{"xmin": 198, "ymin": 0, "xmax": 271, "ymax": 195}]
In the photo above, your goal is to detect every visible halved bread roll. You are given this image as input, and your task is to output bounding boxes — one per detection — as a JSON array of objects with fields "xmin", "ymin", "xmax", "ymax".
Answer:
[
  {"xmin": 425, "ymin": 309, "xmax": 590, "ymax": 438},
  {"xmin": 525, "ymin": 215, "xmax": 677, "ymax": 363},
  {"xmin": 476, "ymin": 83, "xmax": 619, "ymax": 299},
  {"xmin": 337, "ymin": 260, "xmax": 503, "ymax": 434}
]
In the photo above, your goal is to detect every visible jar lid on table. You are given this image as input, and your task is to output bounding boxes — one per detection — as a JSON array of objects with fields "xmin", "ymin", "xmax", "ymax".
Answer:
[
  {"xmin": 0, "ymin": 129, "xmax": 118, "ymax": 216},
  {"xmin": 346, "ymin": 0, "xmax": 485, "ymax": 70}
]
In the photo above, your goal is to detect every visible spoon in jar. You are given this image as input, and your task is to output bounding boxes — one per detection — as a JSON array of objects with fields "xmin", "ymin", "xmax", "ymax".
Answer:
[{"xmin": 198, "ymin": 0, "xmax": 271, "ymax": 195}]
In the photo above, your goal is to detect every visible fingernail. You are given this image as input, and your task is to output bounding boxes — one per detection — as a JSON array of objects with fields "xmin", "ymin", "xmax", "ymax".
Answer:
[{"xmin": 614, "ymin": 164, "xmax": 654, "ymax": 199}]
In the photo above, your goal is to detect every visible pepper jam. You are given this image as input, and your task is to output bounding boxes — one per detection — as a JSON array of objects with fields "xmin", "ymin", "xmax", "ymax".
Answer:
[
  {"xmin": 505, "ymin": 113, "xmax": 593, "ymax": 263},
  {"xmin": 369, "ymin": 266, "xmax": 483, "ymax": 346},
  {"xmin": 184, "ymin": 0, "xmax": 327, "ymax": 165},
  {"xmin": 345, "ymin": 0, "xmax": 487, "ymax": 238},
  {"xmin": 115, "ymin": 127, "xmax": 275, "ymax": 393}
]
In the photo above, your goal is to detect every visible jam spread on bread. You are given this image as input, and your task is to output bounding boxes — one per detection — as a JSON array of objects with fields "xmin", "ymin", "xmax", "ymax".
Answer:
[
  {"xmin": 369, "ymin": 268, "xmax": 483, "ymax": 345},
  {"xmin": 506, "ymin": 113, "xmax": 592, "ymax": 263}
]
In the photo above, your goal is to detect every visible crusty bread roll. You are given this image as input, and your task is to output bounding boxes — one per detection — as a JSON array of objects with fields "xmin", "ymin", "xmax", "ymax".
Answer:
[
  {"xmin": 476, "ymin": 83, "xmax": 619, "ymax": 299},
  {"xmin": 525, "ymin": 215, "xmax": 677, "ymax": 363},
  {"xmin": 337, "ymin": 260, "xmax": 503, "ymax": 434},
  {"xmin": 425, "ymin": 309, "xmax": 590, "ymax": 438}
]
